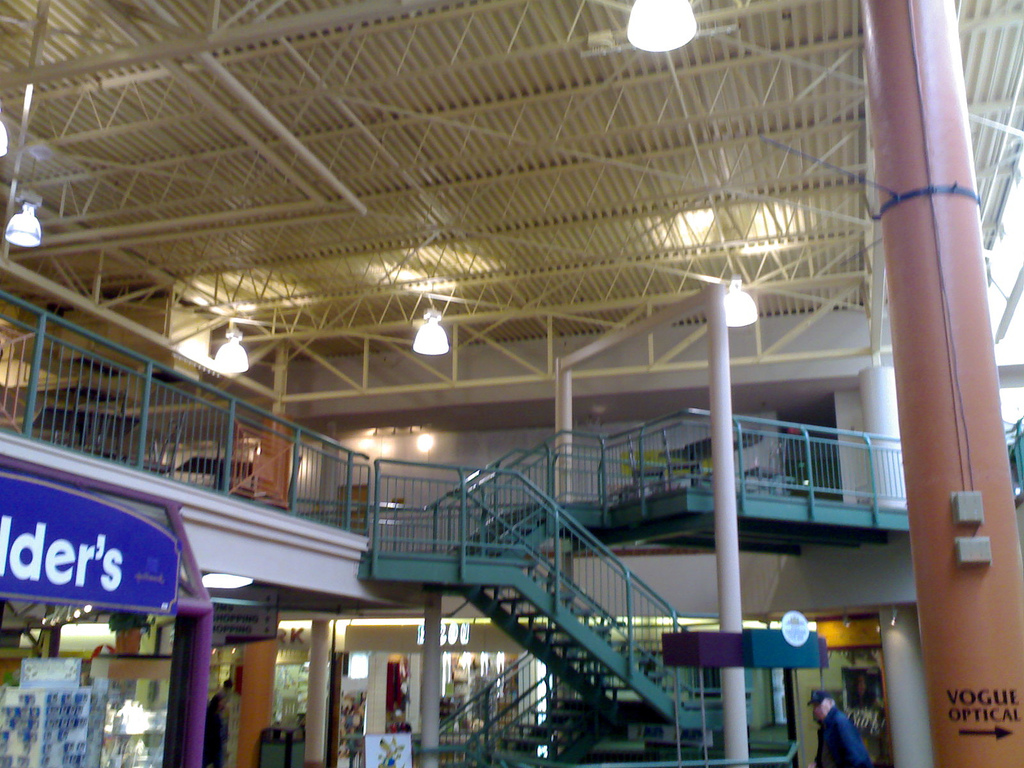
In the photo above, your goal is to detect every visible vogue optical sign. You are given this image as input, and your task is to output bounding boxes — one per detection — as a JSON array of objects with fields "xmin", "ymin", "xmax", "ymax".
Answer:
[{"xmin": 0, "ymin": 472, "xmax": 179, "ymax": 613}]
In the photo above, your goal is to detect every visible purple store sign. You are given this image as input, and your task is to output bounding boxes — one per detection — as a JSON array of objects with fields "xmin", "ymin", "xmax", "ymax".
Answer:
[{"xmin": 0, "ymin": 472, "xmax": 179, "ymax": 614}]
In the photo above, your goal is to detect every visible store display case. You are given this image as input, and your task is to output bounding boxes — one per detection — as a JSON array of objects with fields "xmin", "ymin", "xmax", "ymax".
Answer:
[{"xmin": 90, "ymin": 657, "xmax": 171, "ymax": 768}]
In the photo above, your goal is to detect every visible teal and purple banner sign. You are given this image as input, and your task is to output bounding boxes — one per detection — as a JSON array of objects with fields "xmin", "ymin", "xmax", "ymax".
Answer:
[{"xmin": 0, "ymin": 472, "xmax": 179, "ymax": 614}]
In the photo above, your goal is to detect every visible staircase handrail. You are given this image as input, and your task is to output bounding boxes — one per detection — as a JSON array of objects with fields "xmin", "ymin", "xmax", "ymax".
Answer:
[
  {"xmin": 439, "ymin": 654, "xmax": 535, "ymax": 736},
  {"xmin": 372, "ymin": 457, "xmax": 679, "ymax": 616},
  {"xmin": 439, "ymin": 649, "xmax": 615, "ymax": 766},
  {"xmin": 370, "ymin": 459, "xmax": 681, "ymax": 693}
]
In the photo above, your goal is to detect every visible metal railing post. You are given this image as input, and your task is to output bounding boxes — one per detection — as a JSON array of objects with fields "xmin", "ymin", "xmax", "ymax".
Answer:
[
  {"xmin": 865, "ymin": 434, "xmax": 879, "ymax": 524},
  {"xmin": 735, "ymin": 419, "xmax": 746, "ymax": 513},
  {"xmin": 134, "ymin": 362, "xmax": 153, "ymax": 470},
  {"xmin": 625, "ymin": 569, "xmax": 635, "ymax": 676},
  {"xmin": 369, "ymin": 460, "xmax": 383, "ymax": 576},
  {"xmin": 552, "ymin": 504, "xmax": 562, "ymax": 613},
  {"xmin": 222, "ymin": 400, "xmax": 236, "ymax": 494},
  {"xmin": 22, "ymin": 314, "xmax": 47, "ymax": 437},
  {"xmin": 545, "ymin": 441, "xmax": 555, "ymax": 500},
  {"xmin": 638, "ymin": 423, "xmax": 648, "ymax": 518},
  {"xmin": 289, "ymin": 428, "xmax": 302, "ymax": 513},
  {"xmin": 459, "ymin": 468, "xmax": 468, "ymax": 580},
  {"xmin": 802, "ymin": 427, "xmax": 815, "ymax": 520},
  {"xmin": 343, "ymin": 453, "xmax": 355, "ymax": 530}
]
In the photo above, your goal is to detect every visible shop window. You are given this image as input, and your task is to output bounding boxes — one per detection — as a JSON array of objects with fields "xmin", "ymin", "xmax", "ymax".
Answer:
[{"xmin": 348, "ymin": 653, "xmax": 369, "ymax": 680}]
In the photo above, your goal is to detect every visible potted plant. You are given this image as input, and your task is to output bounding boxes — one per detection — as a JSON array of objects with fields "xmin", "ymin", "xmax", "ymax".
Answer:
[{"xmin": 108, "ymin": 612, "xmax": 150, "ymax": 654}]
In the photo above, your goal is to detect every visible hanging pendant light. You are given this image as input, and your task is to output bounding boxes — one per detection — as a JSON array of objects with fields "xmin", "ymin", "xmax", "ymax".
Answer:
[
  {"xmin": 4, "ymin": 201, "xmax": 41, "ymax": 248},
  {"xmin": 627, "ymin": 0, "xmax": 698, "ymax": 53},
  {"xmin": 214, "ymin": 323, "xmax": 249, "ymax": 373},
  {"xmin": 413, "ymin": 309, "xmax": 450, "ymax": 355},
  {"xmin": 723, "ymin": 276, "xmax": 757, "ymax": 327}
]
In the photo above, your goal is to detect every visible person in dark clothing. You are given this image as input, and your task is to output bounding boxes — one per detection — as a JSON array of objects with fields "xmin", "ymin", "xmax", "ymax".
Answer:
[
  {"xmin": 807, "ymin": 690, "xmax": 874, "ymax": 768},
  {"xmin": 203, "ymin": 692, "xmax": 228, "ymax": 768}
]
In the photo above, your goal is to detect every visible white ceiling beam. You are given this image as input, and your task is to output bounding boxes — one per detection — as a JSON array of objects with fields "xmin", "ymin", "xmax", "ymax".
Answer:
[
  {"xmin": 0, "ymin": 0, "xmax": 474, "ymax": 90},
  {"xmin": 279, "ymin": 344, "xmax": 883, "ymax": 405},
  {"xmin": 760, "ymin": 285, "xmax": 858, "ymax": 357},
  {"xmin": 96, "ymin": 1, "xmax": 328, "ymax": 204},
  {"xmin": 196, "ymin": 53, "xmax": 366, "ymax": 215},
  {"xmin": 560, "ymin": 291, "xmax": 705, "ymax": 369}
]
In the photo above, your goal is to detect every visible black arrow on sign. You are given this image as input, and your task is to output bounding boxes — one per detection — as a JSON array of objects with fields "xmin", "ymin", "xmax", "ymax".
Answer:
[{"xmin": 959, "ymin": 727, "xmax": 1012, "ymax": 739}]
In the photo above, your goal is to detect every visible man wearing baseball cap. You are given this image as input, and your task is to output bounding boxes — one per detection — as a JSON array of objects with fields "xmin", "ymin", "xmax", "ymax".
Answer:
[{"xmin": 807, "ymin": 690, "xmax": 874, "ymax": 768}]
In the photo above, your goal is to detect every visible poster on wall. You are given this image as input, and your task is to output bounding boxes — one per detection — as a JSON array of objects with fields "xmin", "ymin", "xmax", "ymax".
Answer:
[
  {"xmin": 842, "ymin": 667, "xmax": 886, "ymax": 738},
  {"xmin": 365, "ymin": 732, "xmax": 412, "ymax": 768}
]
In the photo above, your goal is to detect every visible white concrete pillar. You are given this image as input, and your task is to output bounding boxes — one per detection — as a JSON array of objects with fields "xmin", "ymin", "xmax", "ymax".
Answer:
[
  {"xmin": 859, "ymin": 366, "xmax": 899, "ymax": 436},
  {"xmin": 555, "ymin": 358, "xmax": 572, "ymax": 436},
  {"xmin": 706, "ymin": 283, "xmax": 749, "ymax": 767},
  {"xmin": 420, "ymin": 594, "xmax": 443, "ymax": 768},
  {"xmin": 859, "ymin": 366, "xmax": 905, "ymax": 507},
  {"xmin": 554, "ymin": 358, "xmax": 573, "ymax": 500},
  {"xmin": 880, "ymin": 605, "xmax": 934, "ymax": 768},
  {"xmin": 305, "ymin": 620, "xmax": 331, "ymax": 768}
]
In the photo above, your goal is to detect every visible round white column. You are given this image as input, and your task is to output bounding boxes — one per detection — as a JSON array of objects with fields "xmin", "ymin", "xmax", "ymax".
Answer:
[
  {"xmin": 880, "ymin": 606, "xmax": 934, "ymax": 768},
  {"xmin": 859, "ymin": 366, "xmax": 904, "ymax": 508},
  {"xmin": 706, "ymin": 283, "xmax": 749, "ymax": 767},
  {"xmin": 859, "ymin": 366, "xmax": 899, "ymax": 436},
  {"xmin": 305, "ymin": 619, "xmax": 331, "ymax": 768},
  {"xmin": 554, "ymin": 359, "xmax": 573, "ymax": 500},
  {"xmin": 420, "ymin": 594, "xmax": 443, "ymax": 768}
]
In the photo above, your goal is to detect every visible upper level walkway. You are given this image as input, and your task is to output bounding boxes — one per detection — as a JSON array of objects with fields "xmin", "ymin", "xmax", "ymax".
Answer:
[
  {"xmin": 490, "ymin": 410, "xmax": 909, "ymax": 553},
  {"xmin": 3, "ymin": 287, "xmax": 1016, "ymax": 555}
]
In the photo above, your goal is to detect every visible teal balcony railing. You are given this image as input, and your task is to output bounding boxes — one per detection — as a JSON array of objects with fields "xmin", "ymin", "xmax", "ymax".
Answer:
[
  {"xmin": 16, "ymin": 288, "xmax": 1024, "ymax": 540},
  {"xmin": 0, "ymin": 290, "xmax": 371, "ymax": 533},
  {"xmin": 1009, "ymin": 419, "xmax": 1024, "ymax": 502},
  {"xmin": 491, "ymin": 409, "xmax": 909, "ymax": 527}
]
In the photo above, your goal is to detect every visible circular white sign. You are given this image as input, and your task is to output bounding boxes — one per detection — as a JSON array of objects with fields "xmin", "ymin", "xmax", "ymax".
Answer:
[{"xmin": 781, "ymin": 610, "xmax": 810, "ymax": 647}]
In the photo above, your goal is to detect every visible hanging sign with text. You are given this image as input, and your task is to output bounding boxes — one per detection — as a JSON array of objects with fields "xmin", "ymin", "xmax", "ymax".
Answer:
[
  {"xmin": 0, "ymin": 472, "xmax": 179, "ymax": 613},
  {"xmin": 211, "ymin": 588, "xmax": 279, "ymax": 645}
]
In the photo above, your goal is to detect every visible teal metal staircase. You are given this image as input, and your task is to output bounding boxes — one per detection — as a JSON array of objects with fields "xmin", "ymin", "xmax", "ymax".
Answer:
[
  {"xmin": 362, "ymin": 462, "xmax": 682, "ymax": 764},
  {"xmin": 359, "ymin": 412, "xmax": 922, "ymax": 767}
]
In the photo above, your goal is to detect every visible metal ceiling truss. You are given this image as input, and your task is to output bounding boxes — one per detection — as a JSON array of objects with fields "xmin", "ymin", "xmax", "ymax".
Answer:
[{"xmin": 0, "ymin": 0, "xmax": 1019, "ymax": 417}]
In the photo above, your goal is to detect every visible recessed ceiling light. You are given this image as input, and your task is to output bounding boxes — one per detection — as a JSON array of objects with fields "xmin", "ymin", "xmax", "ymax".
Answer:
[{"xmin": 202, "ymin": 573, "xmax": 254, "ymax": 589}]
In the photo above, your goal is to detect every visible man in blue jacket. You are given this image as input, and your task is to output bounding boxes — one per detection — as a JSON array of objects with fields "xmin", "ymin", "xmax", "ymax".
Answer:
[{"xmin": 807, "ymin": 690, "xmax": 874, "ymax": 768}]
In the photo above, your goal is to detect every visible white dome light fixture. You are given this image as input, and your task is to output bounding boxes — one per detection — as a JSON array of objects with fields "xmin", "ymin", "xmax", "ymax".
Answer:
[
  {"xmin": 723, "ymin": 276, "xmax": 758, "ymax": 327},
  {"xmin": 413, "ymin": 309, "xmax": 450, "ymax": 355},
  {"xmin": 0, "ymin": 105, "xmax": 7, "ymax": 158},
  {"xmin": 202, "ymin": 573, "xmax": 254, "ymax": 589},
  {"xmin": 214, "ymin": 322, "xmax": 249, "ymax": 373},
  {"xmin": 627, "ymin": 0, "xmax": 698, "ymax": 53},
  {"xmin": 5, "ymin": 201, "xmax": 41, "ymax": 248}
]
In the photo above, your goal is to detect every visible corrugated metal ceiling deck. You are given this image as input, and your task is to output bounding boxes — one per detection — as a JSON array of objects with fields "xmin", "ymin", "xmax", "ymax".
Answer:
[{"xmin": 0, "ymin": 0, "xmax": 1021, "ymax": 417}]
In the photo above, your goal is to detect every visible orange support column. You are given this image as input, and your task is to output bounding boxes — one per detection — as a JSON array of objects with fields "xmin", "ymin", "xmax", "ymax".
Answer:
[
  {"xmin": 862, "ymin": 1, "xmax": 1024, "ymax": 766},
  {"xmin": 236, "ymin": 639, "xmax": 279, "ymax": 768}
]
